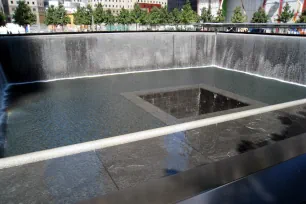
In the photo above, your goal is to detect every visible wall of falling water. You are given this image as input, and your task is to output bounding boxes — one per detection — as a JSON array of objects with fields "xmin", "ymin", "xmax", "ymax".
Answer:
[
  {"xmin": 0, "ymin": 33, "xmax": 216, "ymax": 83},
  {"xmin": 0, "ymin": 63, "xmax": 8, "ymax": 157},
  {"xmin": 214, "ymin": 33, "xmax": 306, "ymax": 85},
  {"xmin": 0, "ymin": 32, "xmax": 305, "ymax": 85}
]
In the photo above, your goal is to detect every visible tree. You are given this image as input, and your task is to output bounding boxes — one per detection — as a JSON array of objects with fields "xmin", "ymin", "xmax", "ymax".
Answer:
[
  {"xmin": 104, "ymin": 9, "xmax": 116, "ymax": 30},
  {"xmin": 147, "ymin": 7, "xmax": 163, "ymax": 27},
  {"xmin": 74, "ymin": 5, "xmax": 93, "ymax": 30},
  {"xmin": 170, "ymin": 8, "xmax": 182, "ymax": 24},
  {"xmin": 94, "ymin": 3, "xmax": 105, "ymax": 24},
  {"xmin": 45, "ymin": 4, "xmax": 70, "ymax": 31},
  {"xmin": 84, "ymin": 5, "xmax": 93, "ymax": 26},
  {"xmin": 159, "ymin": 6, "xmax": 171, "ymax": 24},
  {"xmin": 297, "ymin": 10, "xmax": 306, "ymax": 23},
  {"xmin": 130, "ymin": 4, "xmax": 147, "ymax": 29},
  {"xmin": 55, "ymin": 4, "xmax": 70, "ymax": 29},
  {"xmin": 117, "ymin": 8, "xmax": 131, "ymax": 24},
  {"xmin": 231, "ymin": 6, "xmax": 247, "ymax": 23},
  {"xmin": 277, "ymin": 2, "xmax": 294, "ymax": 23},
  {"xmin": 44, "ymin": 5, "xmax": 57, "ymax": 28},
  {"xmin": 73, "ymin": 7, "xmax": 84, "ymax": 25},
  {"xmin": 13, "ymin": 1, "xmax": 36, "ymax": 28},
  {"xmin": 200, "ymin": 6, "xmax": 213, "ymax": 23},
  {"xmin": 180, "ymin": 0, "xmax": 199, "ymax": 24},
  {"xmin": 0, "ymin": 11, "xmax": 6, "ymax": 26},
  {"xmin": 214, "ymin": 9, "xmax": 225, "ymax": 23},
  {"xmin": 251, "ymin": 7, "xmax": 268, "ymax": 23}
]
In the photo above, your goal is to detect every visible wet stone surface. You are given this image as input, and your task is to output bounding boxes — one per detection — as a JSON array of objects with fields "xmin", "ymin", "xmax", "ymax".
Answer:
[
  {"xmin": 1, "ymin": 68, "xmax": 306, "ymax": 203},
  {"xmin": 96, "ymin": 132, "xmax": 211, "ymax": 189},
  {"xmin": 0, "ymin": 152, "xmax": 118, "ymax": 204},
  {"xmin": 4, "ymin": 68, "xmax": 306, "ymax": 157},
  {"xmin": 1, "ymin": 105, "xmax": 306, "ymax": 203}
]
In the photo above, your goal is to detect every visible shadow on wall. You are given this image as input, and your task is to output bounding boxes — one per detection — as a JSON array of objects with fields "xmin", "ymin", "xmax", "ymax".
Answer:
[
  {"xmin": 237, "ymin": 107, "xmax": 306, "ymax": 154},
  {"xmin": 0, "ymin": 37, "xmax": 48, "ymax": 83}
]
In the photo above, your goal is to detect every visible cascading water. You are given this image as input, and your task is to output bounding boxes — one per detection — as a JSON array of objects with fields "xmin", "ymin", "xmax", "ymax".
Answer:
[{"xmin": 0, "ymin": 63, "xmax": 7, "ymax": 157}]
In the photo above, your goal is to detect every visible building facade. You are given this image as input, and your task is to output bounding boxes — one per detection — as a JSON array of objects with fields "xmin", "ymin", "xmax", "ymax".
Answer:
[
  {"xmin": 168, "ymin": 0, "xmax": 196, "ymax": 12},
  {"xmin": 197, "ymin": 0, "xmax": 305, "ymax": 23},
  {"xmin": 88, "ymin": 0, "xmax": 167, "ymax": 15},
  {"xmin": 0, "ymin": 0, "xmax": 4, "ymax": 11},
  {"xmin": 6, "ymin": 0, "xmax": 45, "ymax": 24},
  {"xmin": 48, "ymin": 0, "xmax": 86, "ymax": 13},
  {"xmin": 198, "ymin": 0, "xmax": 220, "ymax": 16}
]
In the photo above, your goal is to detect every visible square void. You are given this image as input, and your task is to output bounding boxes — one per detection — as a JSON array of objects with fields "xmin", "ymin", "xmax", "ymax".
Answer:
[{"xmin": 139, "ymin": 88, "xmax": 249, "ymax": 119}]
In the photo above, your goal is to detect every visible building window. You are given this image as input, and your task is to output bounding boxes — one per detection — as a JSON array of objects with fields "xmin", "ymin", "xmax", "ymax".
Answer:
[
  {"xmin": 27, "ymin": 1, "xmax": 29, "ymax": 4},
  {"xmin": 10, "ymin": 1, "xmax": 13, "ymax": 3},
  {"xmin": 32, "ymin": 1, "xmax": 34, "ymax": 4},
  {"xmin": 33, "ymin": 8, "xmax": 36, "ymax": 11}
]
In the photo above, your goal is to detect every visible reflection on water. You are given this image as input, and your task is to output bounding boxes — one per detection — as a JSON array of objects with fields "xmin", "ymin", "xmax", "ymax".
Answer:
[{"xmin": 4, "ymin": 68, "xmax": 306, "ymax": 157}]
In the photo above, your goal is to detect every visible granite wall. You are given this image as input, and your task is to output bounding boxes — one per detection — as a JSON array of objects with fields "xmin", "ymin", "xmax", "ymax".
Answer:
[
  {"xmin": 214, "ymin": 33, "xmax": 306, "ymax": 85},
  {"xmin": 0, "ymin": 32, "xmax": 216, "ymax": 83}
]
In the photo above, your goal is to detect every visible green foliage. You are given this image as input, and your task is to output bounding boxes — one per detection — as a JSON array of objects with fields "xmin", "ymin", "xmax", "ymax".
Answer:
[
  {"xmin": 251, "ymin": 7, "xmax": 268, "ymax": 23},
  {"xmin": 93, "ymin": 3, "xmax": 105, "ymax": 24},
  {"xmin": 200, "ymin": 5, "xmax": 213, "ymax": 23},
  {"xmin": 117, "ymin": 8, "xmax": 131, "ymax": 25},
  {"xmin": 84, "ymin": 5, "xmax": 93, "ymax": 25},
  {"xmin": 159, "ymin": 6, "xmax": 171, "ymax": 24},
  {"xmin": 44, "ymin": 5, "xmax": 57, "ymax": 25},
  {"xmin": 104, "ymin": 9, "xmax": 116, "ymax": 25},
  {"xmin": 231, "ymin": 6, "xmax": 247, "ymax": 23},
  {"xmin": 277, "ymin": 3, "xmax": 294, "ymax": 23},
  {"xmin": 0, "ymin": 11, "xmax": 6, "ymax": 26},
  {"xmin": 13, "ymin": 1, "xmax": 36, "ymax": 27},
  {"xmin": 180, "ymin": 0, "xmax": 199, "ymax": 23},
  {"xmin": 45, "ymin": 4, "xmax": 70, "ymax": 31},
  {"xmin": 55, "ymin": 4, "xmax": 70, "ymax": 25},
  {"xmin": 147, "ymin": 7, "xmax": 163, "ymax": 25},
  {"xmin": 74, "ymin": 5, "xmax": 93, "ymax": 25},
  {"xmin": 170, "ymin": 8, "xmax": 182, "ymax": 24},
  {"xmin": 297, "ymin": 10, "xmax": 306, "ymax": 23},
  {"xmin": 214, "ymin": 9, "xmax": 225, "ymax": 23},
  {"xmin": 74, "ymin": 7, "xmax": 85, "ymax": 25},
  {"xmin": 130, "ymin": 4, "xmax": 147, "ymax": 25}
]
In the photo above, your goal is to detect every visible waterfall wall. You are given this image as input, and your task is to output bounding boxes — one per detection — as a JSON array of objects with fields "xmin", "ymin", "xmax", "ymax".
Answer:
[
  {"xmin": 214, "ymin": 33, "xmax": 306, "ymax": 85},
  {"xmin": 0, "ymin": 32, "xmax": 306, "ymax": 85},
  {"xmin": 0, "ymin": 63, "xmax": 7, "ymax": 157},
  {"xmin": 0, "ymin": 32, "xmax": 216, "ymax": 83}
]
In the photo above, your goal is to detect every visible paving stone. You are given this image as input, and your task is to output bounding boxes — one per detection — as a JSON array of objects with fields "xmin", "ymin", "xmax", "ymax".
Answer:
[
  {"xmin": 96, "ymin": 132, "xmax": 211, "ymax": 189},
  {"xmin": 0, "ymin": 151, "xmax": 118, "ymax": 204}
]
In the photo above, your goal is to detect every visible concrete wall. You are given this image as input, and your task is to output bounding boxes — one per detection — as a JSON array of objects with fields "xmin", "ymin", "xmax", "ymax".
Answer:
[
  {"xmin": 0, "ymin": 32, "xmax": 216, "ymax": 83},
  {"xmin": 214, "ymin": 33, "xmax": 306, "ymax": 85}
]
